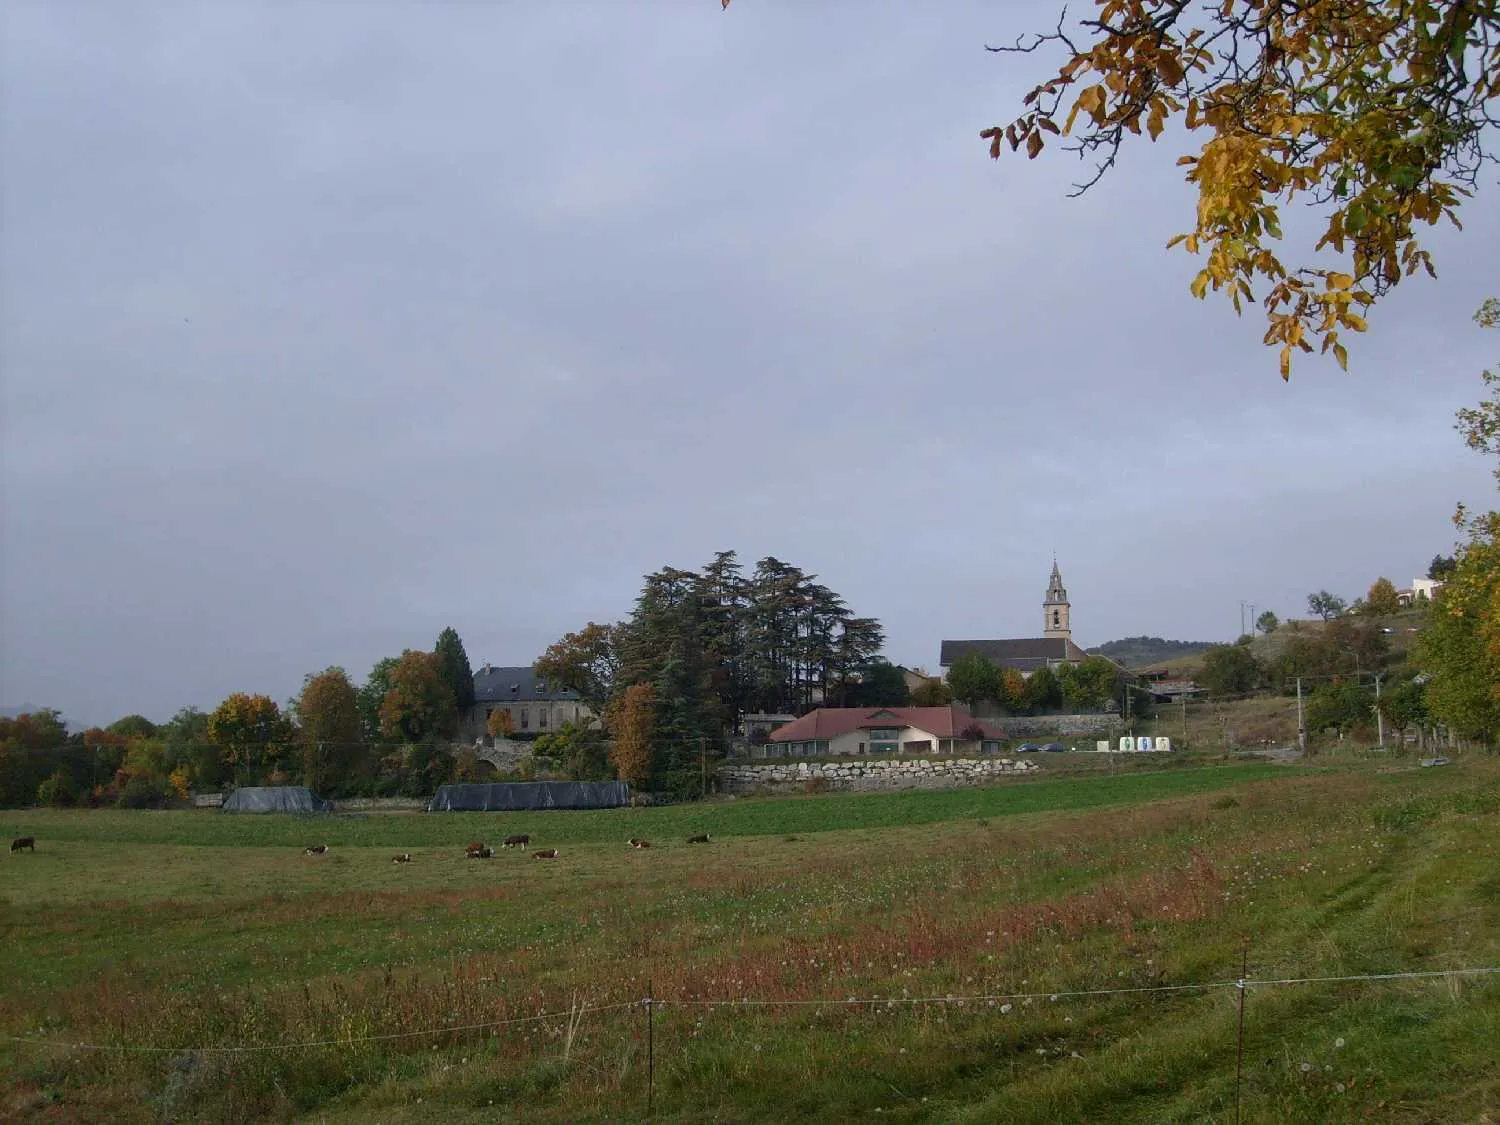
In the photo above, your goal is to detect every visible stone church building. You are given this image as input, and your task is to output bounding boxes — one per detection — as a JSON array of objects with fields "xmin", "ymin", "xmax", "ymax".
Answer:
[{"xmin": 939, "ymin": 560, "xmax": 1092, "ymax": 676}]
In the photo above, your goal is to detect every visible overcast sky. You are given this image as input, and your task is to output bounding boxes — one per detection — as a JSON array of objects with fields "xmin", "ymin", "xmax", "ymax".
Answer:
[{"xmin": 2, "ymin": 2, "xmax": 1494, "ymax": 728}]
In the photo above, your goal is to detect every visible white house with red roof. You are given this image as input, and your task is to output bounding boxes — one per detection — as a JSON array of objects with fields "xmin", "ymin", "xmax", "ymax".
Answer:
[{"xmin": 768, "ymin": 705, "xmax": 1008, "ymax": 758}]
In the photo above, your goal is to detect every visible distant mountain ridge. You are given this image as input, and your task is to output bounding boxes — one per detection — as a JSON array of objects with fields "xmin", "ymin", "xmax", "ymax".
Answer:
[{"xmin": 1087, "ymin": 636, "xmax": 1219, "ymax": 667}]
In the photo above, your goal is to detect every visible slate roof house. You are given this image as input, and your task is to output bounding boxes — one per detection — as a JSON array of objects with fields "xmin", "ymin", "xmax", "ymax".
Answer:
[
  {"xmin": 769, "ymin": 705, "xmax": 1008, "ymax": 758},
  {"xmin": 940, "ymin": 560, "xmax": 1094, "ymax": 676},
  {"xmin": 463, "ymin": 665, "xmax": 594, "ymax": 741}
]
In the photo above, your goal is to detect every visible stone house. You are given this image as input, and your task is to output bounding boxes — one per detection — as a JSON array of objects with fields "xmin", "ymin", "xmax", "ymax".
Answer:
[{"xmin": 463, "ymin": 665, "xmax": 594, "ymax": 741}]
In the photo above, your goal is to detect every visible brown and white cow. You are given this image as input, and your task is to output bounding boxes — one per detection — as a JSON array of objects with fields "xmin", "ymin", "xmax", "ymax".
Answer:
[
  {"xmin": 686, "ymin": 834, "xmax": 711, "ymax": 844},
  {"xmin": 629, "ymin": 838, "xmax": 651, "ymax": 849},
  {"xmin": 467, "ymin": 845, "xmax": 493, "ymax": 859},
  {"xmin": 531, "ymin": 848, "xmax": 559, "ymax": 860},
  {"xmin": 303, "ymin": 844, "xmax": 329, "ymax": 856},
  {"xmin": 392, "ymin": 853, "xmax": 412, "ymax": 864}
]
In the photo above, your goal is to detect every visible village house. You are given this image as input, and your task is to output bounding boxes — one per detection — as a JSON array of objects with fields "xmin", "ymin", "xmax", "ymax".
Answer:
[
  {"xmin": 768, "ymin": 704, "xmax": 1008, "ymax": 757},
  {"xmin": 463, "ymin": 664, "xmax": 593, "ymax": 741}
]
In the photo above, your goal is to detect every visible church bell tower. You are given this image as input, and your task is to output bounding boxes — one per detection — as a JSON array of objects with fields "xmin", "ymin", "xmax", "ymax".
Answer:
[{"xmin": 1043, "ymin": 558, "xmax": 1071, "ymax": 640}]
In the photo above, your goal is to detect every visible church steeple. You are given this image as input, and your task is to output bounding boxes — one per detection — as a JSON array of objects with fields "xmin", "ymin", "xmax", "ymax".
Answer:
[{"xmin": 1043, "ymin": 557, "xmax": 1071, "ymax": 640}]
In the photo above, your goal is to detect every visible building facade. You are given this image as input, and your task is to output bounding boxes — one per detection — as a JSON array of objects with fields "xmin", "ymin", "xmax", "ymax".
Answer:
[{"xmin": 463, "ymin": 664, "xmax": 594, "ymax": 741}]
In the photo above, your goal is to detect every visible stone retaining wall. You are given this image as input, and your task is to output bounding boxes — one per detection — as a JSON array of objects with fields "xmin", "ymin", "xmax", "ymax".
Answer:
[{"xmin": 719, "ymin": 757, "xmax": 1040, "ymax": 793}]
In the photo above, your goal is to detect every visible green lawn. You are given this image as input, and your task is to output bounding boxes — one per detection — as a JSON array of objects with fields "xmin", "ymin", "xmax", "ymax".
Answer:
[{"xmin": 2, "ymin": 759, "xmax": 1497, "ymax": 1123}]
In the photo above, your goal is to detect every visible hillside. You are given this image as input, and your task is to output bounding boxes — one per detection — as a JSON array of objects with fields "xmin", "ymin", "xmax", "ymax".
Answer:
[{"xmin": 1088, "ymin": 636, "xmax": 1220, "ymax": 668}]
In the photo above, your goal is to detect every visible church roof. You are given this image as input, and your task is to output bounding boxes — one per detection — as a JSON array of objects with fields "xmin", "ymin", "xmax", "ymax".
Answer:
[{"xmin": 939, "ymin": 637, "xmax": 1091, "ymax": 671}]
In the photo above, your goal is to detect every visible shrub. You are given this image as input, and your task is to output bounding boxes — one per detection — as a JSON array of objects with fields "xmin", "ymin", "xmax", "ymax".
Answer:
[{"xmin": 116, "ymin": 774, "xmax": 169, "ymax": 809}]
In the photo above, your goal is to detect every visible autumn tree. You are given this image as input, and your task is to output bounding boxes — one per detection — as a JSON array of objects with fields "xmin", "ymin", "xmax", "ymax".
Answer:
[
  {"xmin": 107, "ymin": 715, "xmax": 158, "ymax": 740},
  {"xmin": 1058, "ymin": 656, "xmax": 1120, "ymax": 711},
  {"xmin": 378, "ymin": 650, "xmax": 458, "ymax": 743},
  {"xmin": 1365, "ymin": 577, "xmax": 1403, "ymax": 616},
  {"xmin": 976, "ymin": 0, "xmax": 1499, "ymax": 377},
  {"xmin": 605, "ymin": 682, "xmax": 656, "ymax": 787},
  {"xmin": 1417, "ymin": 299, "xmax": 1500, "ymax": 744},
  {"xmin": 1021, "ymin": 666, "xmax": 1064, "ymax": 713},
  {"xmin": 486, "ymin": 707, "xmax": 516, "ymax": 739},
  {"xmin": 910, "ymin": 679, "xmax": 954, "ymax": 707},
  {"xmin": 434, "ymin": 627, "xmax": 476, "ymax": 718},
  {"xmin": 946, "ymin": 652, "xmax": 1002, "ymax": 711},
  {"xmin": 534, "ymin": 623, "xmax": 620, "ymax": 717},
  {"xmin": 1307, "ymin": 590, "xmax": 1348, "ymax": 621},
  {"xmin": 998, "ymin": 667, "xmax": 1028, "ymax": 711},
  {"xmin": 0, "ymin": 710, "xmax": 73, "ymax": 808},
  {"xmin": 295, "ymin": 667, "xmax": 363, "ymax": 792},
  {"xmin": 207, "ymin": 693, "xmax": 294, "ymax": 785}
]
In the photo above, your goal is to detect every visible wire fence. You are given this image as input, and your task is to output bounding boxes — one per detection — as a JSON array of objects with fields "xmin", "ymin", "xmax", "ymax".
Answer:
[{"xmin": 6, "ymin": 964, "xmax": 1498, "ymax": 1117}]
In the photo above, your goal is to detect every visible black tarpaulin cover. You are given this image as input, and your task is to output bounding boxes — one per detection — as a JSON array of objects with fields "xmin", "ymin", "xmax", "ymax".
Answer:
[
  {"xmin": 220, "ymin": 786, "xmax": 333, "ymax": 813},
  {"xmin": 427, "ymin": 781, "xmax": 629, "ymax": 811}
]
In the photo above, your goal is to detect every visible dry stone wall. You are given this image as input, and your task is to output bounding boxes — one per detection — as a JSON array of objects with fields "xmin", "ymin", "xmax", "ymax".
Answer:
[{"xmin": 719, "ymin": 757, "xmax": 1040, "ymax": 794}]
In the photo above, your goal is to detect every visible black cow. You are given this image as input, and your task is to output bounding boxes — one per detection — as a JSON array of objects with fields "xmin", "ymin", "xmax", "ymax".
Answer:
[{"xmin": 11, "ymin": 836, "xmax": 36, "ymax": 853}]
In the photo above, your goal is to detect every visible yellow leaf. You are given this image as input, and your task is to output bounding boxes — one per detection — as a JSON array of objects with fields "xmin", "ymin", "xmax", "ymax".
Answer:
[
  {"xmin": 1326, "ymin": 272, "xmax": 1354, "ymax": 290},
  {"xmin": 1190, "ymin": 271, "xmax": 1210, "ymax": 299},
  {"xmin": 1279, "ymin": 345, "xmax": 1291, "ymax": 381},
  {"xmin": 1345, "ymin": 313, "xmax": 1367, "ymax": 332},
  {"xmin": 1333, "ymin": 341, "xmax": 1348, "ymax": 370}
]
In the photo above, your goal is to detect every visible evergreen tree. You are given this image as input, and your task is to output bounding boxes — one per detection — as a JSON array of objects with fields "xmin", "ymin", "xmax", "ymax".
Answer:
[{"xmin": 434, "ymin": 627, "xmax": 476, "ymax": 716}]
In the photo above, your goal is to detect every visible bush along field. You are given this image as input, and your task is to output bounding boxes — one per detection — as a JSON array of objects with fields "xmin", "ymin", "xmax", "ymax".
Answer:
[{"xmin": 2, "ymin": 759, "xmax": 1498, "ymax": 1123}]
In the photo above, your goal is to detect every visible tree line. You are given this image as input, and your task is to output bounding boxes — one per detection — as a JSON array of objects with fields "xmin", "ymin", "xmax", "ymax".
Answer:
[
  {"xmin": 535, "ymin": 551, "xmax": 891, "ymax": 793},
  {"xmin": 0, "ymin": 627, "xmax": 483, "ymax": 808}
]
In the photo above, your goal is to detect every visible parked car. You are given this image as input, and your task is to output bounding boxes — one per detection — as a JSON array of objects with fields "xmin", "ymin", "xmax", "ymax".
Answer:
[
  {"xmin": 1016, "ymin": 742, "xmax": 1042, "ymax": 753},
  {"xmin": 1041, "ymin": 742, "xmax": 1067, "ymax": 753}
]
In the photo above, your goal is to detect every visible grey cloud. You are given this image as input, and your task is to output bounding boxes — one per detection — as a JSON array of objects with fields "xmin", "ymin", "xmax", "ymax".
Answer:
[{"xmin": 2, "ymin": 1, "xmax": 1493, "ymax": 725}]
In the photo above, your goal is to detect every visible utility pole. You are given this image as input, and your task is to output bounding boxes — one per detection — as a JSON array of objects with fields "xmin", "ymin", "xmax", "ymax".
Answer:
[
  {"xmin": 700, "ymin": 736, "xmax": 708, "ymax": 798},
  {"xmin": 1374, "ymin": 675, "xmax": 1384, "ymax": 751},
  {"xmin": 1296, "ymin": 677, "xmax": 1307, "ymax": 754},
  {"xmin": 1180, "ymin": 692, "xmax": 1188, "ymax": 746}
]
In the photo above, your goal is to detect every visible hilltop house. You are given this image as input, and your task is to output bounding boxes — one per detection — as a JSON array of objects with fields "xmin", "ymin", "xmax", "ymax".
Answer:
[
  {"xmin": 940, "ymin": 560, "xmax": 1094, "ymax": 677},
  {"xmin": 463, "ymin": 665, "xmax": 594, "ymax": 741},
  {"xmin": 768, "ymin": 705, "xmax": 1008, "ymax": 757},
  {"xmin": 1397, "ymin": 577, "xmax": 1445, "ymax": 607}
]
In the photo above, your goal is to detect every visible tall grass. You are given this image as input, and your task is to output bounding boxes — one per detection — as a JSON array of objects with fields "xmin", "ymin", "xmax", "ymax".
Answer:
[{"xmin": 2, "ymin": 759, "xmax": 1496, "ymax": 1123}]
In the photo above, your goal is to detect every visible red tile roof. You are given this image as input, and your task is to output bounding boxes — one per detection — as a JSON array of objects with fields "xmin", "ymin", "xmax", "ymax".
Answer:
[{"xmin": 768, "ymin": 705, "xmax": 1006, "ymax": 743}]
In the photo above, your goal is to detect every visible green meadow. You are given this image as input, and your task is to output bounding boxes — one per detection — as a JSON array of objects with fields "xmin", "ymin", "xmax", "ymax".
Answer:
[{"xmin": 2, "ymin": 759, "xmax": 1497, "ymax": 1123}]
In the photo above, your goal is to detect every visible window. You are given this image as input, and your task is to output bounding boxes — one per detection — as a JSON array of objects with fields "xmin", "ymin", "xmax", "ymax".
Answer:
[
  {"xmin": 484, "ymin": 708, "xmax": 492, "ymax": 720},
  {"xmin": 538, "ymin": 708, "xmax": 548, "ymax": 730},
  {"xmin": 868, "ymin": 728, "xmax": 899, "ymax": 741},
  {"xmin": 520, "ymin": 708, "xmax": 529, "ymax": 730}
]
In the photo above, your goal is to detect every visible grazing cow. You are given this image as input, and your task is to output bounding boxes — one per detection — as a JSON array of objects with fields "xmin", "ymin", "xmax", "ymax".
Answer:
[
  {"xmin": 303, "ymin": 844, "xmax": 329, "ymax": 856},
  {"xmin": 629, "ymin": 838, "xmax": 651, "ymax": 849},
  {"xmin": 532, "ymin": 848, "xmax": 559, "ymax": 860},
  {"xmin": 392, "ymin": 853, "xmax": 412, "ymax": 864},
  {"xmin": 464, "ymin": 841, "xmax": 488, "ymax": 858},
  {"xmin": 11, "ymin": 836, "xmax": 36, "ymax": 853},
  {"xmin": 502, "ymin": 834, "xmax": 530, "ymax": 849},
  {"xmin": 686, "ymin": 834, "xmax": 711, "ymax": 844}
]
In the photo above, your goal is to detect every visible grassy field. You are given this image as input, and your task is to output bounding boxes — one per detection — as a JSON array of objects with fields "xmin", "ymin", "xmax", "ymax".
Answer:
[{"xmin": 2, "ymin": 759, "xmax": 1498, "ymax": 1123}]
